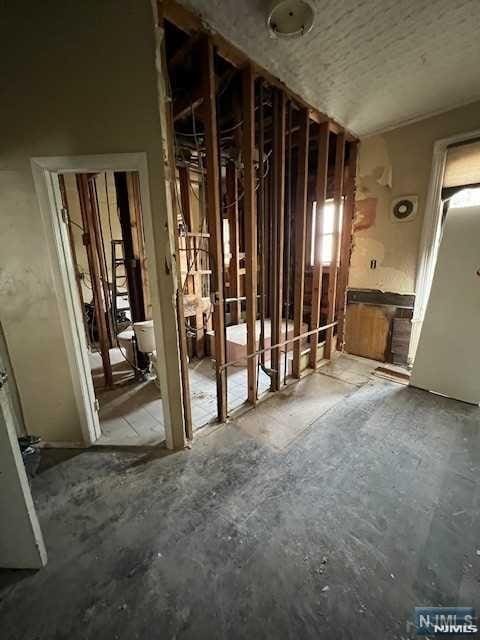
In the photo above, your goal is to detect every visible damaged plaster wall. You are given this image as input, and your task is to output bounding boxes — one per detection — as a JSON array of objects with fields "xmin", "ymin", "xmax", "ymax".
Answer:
[
  {"xmin": 349, "ymin": 99, "xmax": 480, "ymax": 294},
  {"xmin": 0, "ymin": 0, "xmax": 183, "ymax": 444}
]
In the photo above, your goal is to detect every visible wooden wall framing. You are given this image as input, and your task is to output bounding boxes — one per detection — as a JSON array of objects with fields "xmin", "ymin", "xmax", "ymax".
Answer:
[
  {"xmin": 242, "ymin": 64, "xmax": 257, "ymax": 404},
  {"xmin": 270, "ymin": 89, "xmax": 286, "ymax": 392},
  {"xmin": 160, "ymin": 2, "xmax": 359, "ymax": 436},
  {"xmin": 309, "ymin": 122, "xmax": 330, "ymax": 369},
  {"xmin": 76, "ymin": 174, "xmax": 113, "ymax": 388},
  {"xmin": 199, "ymin": 36, "xmax": 228, "ymax": 422},
  {"xmin": 292, "ymin": 109, "xmax": 310, "ymax": 378}
]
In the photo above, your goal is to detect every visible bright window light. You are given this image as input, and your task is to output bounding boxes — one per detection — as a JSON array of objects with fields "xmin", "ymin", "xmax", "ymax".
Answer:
[
  {"xmin": 223, "ymin": 218, "xmax": 231, "ymax": 267},
  {"xmin": 310, "ymin": 198, "xmax": 343, "ymax": 266},
  {"xmin": 449, "ymin": 187, "xmax": 480, "ymax": 208}
]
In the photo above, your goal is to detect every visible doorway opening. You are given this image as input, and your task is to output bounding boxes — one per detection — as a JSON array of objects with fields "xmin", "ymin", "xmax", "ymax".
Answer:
[{"xmin": 58, "ymin": 170, "xmax": 165, "ymax": 446}]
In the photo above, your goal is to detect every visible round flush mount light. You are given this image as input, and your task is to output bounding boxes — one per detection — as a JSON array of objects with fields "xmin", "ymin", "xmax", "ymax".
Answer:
[{"xmin": 266, "ymin": 0, "xmax": 315, "ymax": 39}]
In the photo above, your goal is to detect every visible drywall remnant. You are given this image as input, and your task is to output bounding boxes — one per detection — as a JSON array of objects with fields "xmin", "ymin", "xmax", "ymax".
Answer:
[{"xmin": 358, "ymin": 137, "xmax": 392, "ymax": 187}]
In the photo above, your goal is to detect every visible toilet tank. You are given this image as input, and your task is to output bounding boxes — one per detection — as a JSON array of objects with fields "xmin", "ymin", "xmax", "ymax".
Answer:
[{"xmin": 133, "ymin": 320, "xmax": 156, "ymax": 353}]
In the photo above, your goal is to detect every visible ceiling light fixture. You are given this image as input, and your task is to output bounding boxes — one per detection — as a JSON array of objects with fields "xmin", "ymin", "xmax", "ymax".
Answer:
[{"xmin": 266, "ymin": 0, "xmax": 315, "ymax": 39}]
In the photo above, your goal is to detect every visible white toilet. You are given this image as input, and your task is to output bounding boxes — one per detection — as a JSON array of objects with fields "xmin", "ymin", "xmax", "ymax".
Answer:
[
  {"xmin": 133, "ymin": 321, "xmax": 160, "ymax": 391},
  {"xmin": 133, "ymin": 320, "xmax": 156, "ymax": 354}
]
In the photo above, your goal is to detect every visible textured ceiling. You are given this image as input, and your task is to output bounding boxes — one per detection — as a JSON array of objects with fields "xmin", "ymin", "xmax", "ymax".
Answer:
[{"xmin": 179, "ymin": 0, "xmax": 480, "ymax": 136}]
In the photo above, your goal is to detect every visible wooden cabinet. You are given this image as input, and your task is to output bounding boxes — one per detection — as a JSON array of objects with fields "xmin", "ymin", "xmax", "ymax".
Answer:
[{"xmin": 345, "ymin": 303, "xmax": 394, "ymax": 361}]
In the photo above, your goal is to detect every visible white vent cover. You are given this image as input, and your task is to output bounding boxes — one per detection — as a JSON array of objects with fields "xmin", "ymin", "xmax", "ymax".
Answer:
[
  {"xmin": 391, "ymin": 196, "xmax": 418, "ymax": 223},
  {"xmin": 266, "ymin": 0, "xmax": 314, "ymax": 39}
]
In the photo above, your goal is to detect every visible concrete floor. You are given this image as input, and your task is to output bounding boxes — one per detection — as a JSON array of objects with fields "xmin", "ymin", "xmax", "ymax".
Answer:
[{"xmin": 1, "ymin": 362, "xmax": 479, "ymax": 639}]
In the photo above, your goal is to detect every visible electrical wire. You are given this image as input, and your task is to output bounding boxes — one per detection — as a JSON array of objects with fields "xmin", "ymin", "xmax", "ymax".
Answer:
[{"xmin": 69, "ymin": 218, "xmax": 84, "ymax": 233}]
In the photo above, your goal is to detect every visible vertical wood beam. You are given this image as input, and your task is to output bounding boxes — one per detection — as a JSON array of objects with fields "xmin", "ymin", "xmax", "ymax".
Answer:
[
  {"xmin": 325, "ymin": 132, "xmax": 346, "ymax": 358},
  {"xmin": 58, "ymin": 175, "xmax": 87, "ymax": 338},
  {"xmin": 271, "ymin": 89, "xmax": 286, "ymax": 391},
  {"xmin": 88, "ymin": 177, "xmax": 114, "ymax": 347},
  {"xmin": 127, "ymin": 172, "xmax": 151, "ymax": 319},
  {"xmin": 226, "ymin": 161, "xmax": 241, "ymax": 325},
  {"xmin": 76, "ymin": 174, "xmax": 113, "ymax": 387},
  {"xmin": 115, "ymin": 172, "xmax": 149, "ymax": 370},
  {"xmin": 200, "ymin": 36, "xmax": 227, "ymax": 421},
  {"xmin": 309, "ymin": 122, "xmax": 330, "ymax": 369},
  {"xmin": 242, "ymin": 63, "xmax": 257, "ymax": 404},
  {"xmin": 159, "ymin": 22, "xmax": 191, "ymax": 445},
  {"xmin": 258, "ymin": 81, "xmax": 267, "ymax": 367},
  {"xmin": 336, "ymin": 142, "xmax": 358, "ymax": 351},
  {"xmin": 292, "ymin": 109, "xmax": 310, "ymax": 378}
]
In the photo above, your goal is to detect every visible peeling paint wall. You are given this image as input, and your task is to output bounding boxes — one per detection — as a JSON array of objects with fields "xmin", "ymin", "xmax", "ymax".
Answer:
[{"xmin": 349, "ymin": 99, "xmax": 480, "ymax": 294}]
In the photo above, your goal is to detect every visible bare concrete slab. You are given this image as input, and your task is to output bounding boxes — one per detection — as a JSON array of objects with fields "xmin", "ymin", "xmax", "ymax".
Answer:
[
  {"xmin": 1, "ymin": 376, "xmax": 479, "ymax": 639},
  {"xmin": 233, "ymin": 374, "xmax": 357, "ymax": 451}
]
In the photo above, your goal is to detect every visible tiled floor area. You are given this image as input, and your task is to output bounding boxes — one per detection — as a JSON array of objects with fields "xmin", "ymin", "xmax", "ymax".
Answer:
[
  {"xmin": 188, "ymin": 353, "xmax": 291, "ymax": 426},
  {"xmin": 90, "ymin": 347, "xmax": 389, "ymax": 447},
  {"xmin": 91, "ymin": 349, "xmax": 166, "ymax": 447},
  {"xmin": 89, "ymin": 348, "xmax": 292, "ymax": 445}
]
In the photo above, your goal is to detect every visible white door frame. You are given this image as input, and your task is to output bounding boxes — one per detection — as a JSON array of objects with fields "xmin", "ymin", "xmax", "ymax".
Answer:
[
  {"xmin": 410, "ymin": 127, "xmax": 480, "ymax": 361},
  {"xmin": 31, "ymin": 153, "xmax": 163, "ymax": 446}
]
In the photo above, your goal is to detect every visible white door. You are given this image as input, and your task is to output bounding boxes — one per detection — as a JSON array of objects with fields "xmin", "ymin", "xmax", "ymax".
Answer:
[
  {"xmin": 411, "ymin": 204, "xmax": 480, "ymax": 404},
  {"xmin": 0, "ymin": 325, "xmax": 47, "ymax": 568}
]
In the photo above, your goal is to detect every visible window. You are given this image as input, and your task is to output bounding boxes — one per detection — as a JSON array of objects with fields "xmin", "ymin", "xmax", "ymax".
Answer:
[
  {"xmin": 310, "ymin": 198, "xmax": 343, "ymax": 266},
  {"xmin": 449, "ymin": 187, "xmax": 480, "ymax": 208},
  {"xmin": 223, "ymin": 218, "xmax": 231, "ymax": 267}
]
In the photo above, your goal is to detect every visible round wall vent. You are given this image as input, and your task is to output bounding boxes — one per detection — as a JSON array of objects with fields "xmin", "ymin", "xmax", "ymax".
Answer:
[
  {"xmin": 266, "ymin": 0, "xmax": 315, "ymax": 39},
  {"xmin": 391, "ymin": 196, "xmax": 418, "ymax": 223}
]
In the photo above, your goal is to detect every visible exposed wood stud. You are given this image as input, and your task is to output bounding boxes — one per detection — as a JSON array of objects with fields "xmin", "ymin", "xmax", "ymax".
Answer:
[
  {"xmin": 76, "ymin": 174, "xmax": 113, "ymax": 388},
  {"xmin": 88, "ymin": 177, "xmax": 114, "ymax": 347},
  {"xmin": 283, "ymin": 100, "xmax": 293, "ymax": 385},
  {"xmin": 242, "ymin": 63, "xmax": 257, "ymax": 404},
  {"xmin": 226, "ymin": 161, "xmax": 241, "ymax": 325},
  {"xmin": 271, "ymin": 89, "xmax": 286, "ymax": 392},
  {"xmin": 58, "ymin": 174, "xmax": 87, "ymax": 341},
  {"xmin": 292, "ymin": 108, "xmax": 310, "ymax": 378},
  {"xmin": 309, "ymin": 122, "xmax": 330, "ymax": 369},
  {"xmin": 336, "ymin": 142, "xmax": 358, "ymax": 351},
  {"xmin": 258, "ymin": 80, "xmax": 267, "ymax": 368},
  {"xmin": 160, "ymin": 25, "xmax": 192, "ymax": 443},
  {"xmin": 115, "ymin": 171, "xmax": 149, "ymax": 370},
  {"xmin": 325, "ymin": 132, "xmax": 346, "ymax": 358},
  {"xmin": 127, "ymin": 172, "xmax": 151, "ymax": 319},
  {"xmin": 200, "ymin": 36, "xmax": 228, "ymax": 421}
]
